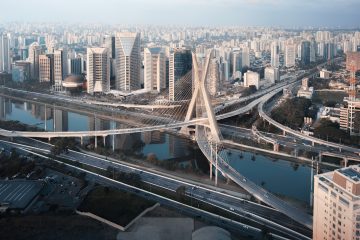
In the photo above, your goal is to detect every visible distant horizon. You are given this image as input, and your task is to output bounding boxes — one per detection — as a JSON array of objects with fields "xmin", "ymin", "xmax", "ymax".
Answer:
[{"xmin": 1, "ymin": 0, "xmax": 359, "ymax": 28}]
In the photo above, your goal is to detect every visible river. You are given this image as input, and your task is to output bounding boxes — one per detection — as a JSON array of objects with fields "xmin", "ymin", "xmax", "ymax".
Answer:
[{"xmin": 0, "ymin": 95, "xmax": 313, "ymax": 205}]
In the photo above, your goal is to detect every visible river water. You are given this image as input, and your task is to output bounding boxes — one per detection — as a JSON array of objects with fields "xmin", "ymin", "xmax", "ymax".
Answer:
[{"xmin": 0, "ymin": 96, "xmax": 312, "ymax": 205}]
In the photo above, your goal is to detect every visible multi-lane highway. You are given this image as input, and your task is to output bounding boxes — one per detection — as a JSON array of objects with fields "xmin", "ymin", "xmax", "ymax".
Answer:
[{"xmin": 0, "ymin": 137, "xmax": 311, "ymax": 239}]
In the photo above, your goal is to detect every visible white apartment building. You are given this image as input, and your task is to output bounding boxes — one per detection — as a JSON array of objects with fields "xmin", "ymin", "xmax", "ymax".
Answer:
[
  {"xmin": 264, "ymin": 67, "xmax": 279, "ymax": 84},
  {"xmin": 244, "ymin": 71, "xmax": 260, "ymax": 90},
  {"xmin": 144, "ymin": 47, "xmax": 166, "ymax": 93},
  {"xmin": 313, "ymin": 165, "xmax": 360, "ymax": 240},
  {"xmin": 285, "ymin": 44, "xmax": 296, "ymax": 68},
  {"xmin": 86, "ymin": 47, "xmax": 110, "ymax": 94}
]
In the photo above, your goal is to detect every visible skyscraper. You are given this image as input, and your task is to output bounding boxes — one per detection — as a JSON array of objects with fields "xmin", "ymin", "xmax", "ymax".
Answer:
[
  {"xmin": 168, "ymin": 48, "xmax": 192, "ymax": 101},
  {"xmin": 28, "ymin": 42, "xmax": 41, "ymax": 80},
  {"xmin": 53, "ymin": 49, "xmax": 65, "ymax": 90},
  {"xmin": 207, "ymin": 58, "xmax": 220, "ymax": 96},
  {"xmin": 310, "ymin": 40, "xmax": 317, "ymax": 63},
  {"xmin": 0, "ymin": 34, "xmax": 11, "ymax": 73},
  {"xmin": 86, "ymin": 47, "xmax": 110, "ymax": 94},
  {"xmin": 39, "ymin": 54, "xmax": 53, "ymax": 83},
  {"xmin": 241, "ymin": 47, "xmax": 250, "ymax": 69},
  {"xmin": 115, "ymin": 32, "xmax": 141, "ymax": 92},
  {"xmin": 285, "ymin": 44, "xmax": 296, "ymax": 68},
  {"xmin": 301, "ymin": 41, "xmax": 311, "ymax": 66},
  {"xmin": 68, "ymin": 56, "xmax": 83, "ymax": 75},
  {"xmin": 313, "ymin": 165, "xmax": 360, "ymax": 240},
  {"xmin": 144, "ymin": 47, "xmax": 166, "ymax": 93},
  {"xmin": 271, "ymin": 41, "xmax": 280, "ymax": 68}
]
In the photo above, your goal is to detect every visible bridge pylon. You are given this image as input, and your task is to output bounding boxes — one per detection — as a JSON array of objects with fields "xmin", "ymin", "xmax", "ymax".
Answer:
[{"xmin": 180, "ymin": 50, "xmax": 221, "ymax": 143}]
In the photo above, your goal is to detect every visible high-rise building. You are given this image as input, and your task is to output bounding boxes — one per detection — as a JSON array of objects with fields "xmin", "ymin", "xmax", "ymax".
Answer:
[
  {"xmin": 285, "ymin": 44, "xmax": 296, "ymax": 68},
  {"xmin": 324, "ymin": 42, "xmax": 336, "ymax": 61},
  {"xmin": 301, "ymin": 41, "xmax": 311, "ymax": 66},
  {"xmin": 207, "ymin": 58, "xmax": 220, "ymax": 96},
  {"xmin": 244, "ymin": 71, "xmax": 260, "ymax": 89},
  {"xmin": 346, "ymin": 52, "xmax": 360, "ymax": 71},
  {"xmin": 68, "ymin": 56, "xmax": 83, "ymax": 75},
  {"xmin": 115, "ymin": 32, "xmax": 141, "ymax": 92},
  {"xmin": 53, "ymin": 50, "xmax": 65, "ymax": 90},
  {"xmin": 231, "ymin": 50, "xmax": 242, "ymax": 76},
  {"xmin": 313, "ymin": 165, "xmax": 360, "ymax": 240},
  {"xmin": 241, "ymin": 47, "xmax": 250, "ymax": 68},
  {"xmin": 11, "ymin": 61, "xmax": 30, "ymax": 82},
  {"xmin": 264, "ymin": 67, "xmax": 279, "ymax": 84},
  {"xmin": 271, "ymin": 41, "xmax": 280, "ymax": 68},
  {"xmin": 168, "ymin": 48, "xmax": 192, "ymax": 101},
  {"xmin": 310, "ymin": 40, "xmax": 317, "ymax": 63},
  {"xmin": 39, "ymin": 54, "xmax": 53, "ymax": 83},
  {"xmin": 0, "ymin": 34, "xmax": 11, "ymax": 73},
  {"xmin": 144, "ymin": 47, "xmax": 166, "ymax": 93},
  {"xmin": 28, "ymin": 42, "xmax": 41, "ymax": 80},
  {"xmin": 86, "ymin": 47, "xmax": 110, "ymax": 94}
]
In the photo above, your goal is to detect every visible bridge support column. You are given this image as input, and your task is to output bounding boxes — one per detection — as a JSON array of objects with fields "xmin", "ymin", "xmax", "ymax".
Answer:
[
  {"xmin": 318, "ymin": 153, "xmax": 322, "ymax": 163},
  {"xmin": 312, "ymin": 141, "xmax": 315, "ymax": 147},
  {"xmin": 103, "ymin": 136, "xmax": 106, "ymax": 147},
  {"xmin": 273, "ymin": 143, "xmax": 279, "ymax": 152},
  {"xmin": 294, "ymin": 148, "xmax": 298, "ymax": 157},
  {"xmin": 283, "ymin": 130, "xmax": 286, "ymax": 136},
  {"xmin": 48, "ymin": 137, "xmax": 51, "ymax": 143},
  {"xmin": 344, "ymin": 158, "xmax": 348, "ymax": 167},
  {"xmin": 209, "ymin": 144, "xmax": 213, "ymax": 180},
  {"xmin": 94, "ymin": 136, "xmax": 98, "ymax": 149},
  {"xmin": 215, "ymin": 144, "xmax": 218, "ymax": 187},
  {"xmin": 80, "ymin": 137, "xmax": 84, "ymax": 146}
]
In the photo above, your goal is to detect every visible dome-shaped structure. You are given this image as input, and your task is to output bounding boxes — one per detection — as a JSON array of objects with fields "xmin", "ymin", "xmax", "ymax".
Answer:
[{"xmin": 62, "ymin": 75, "xmax": 85, "ymax": 94}]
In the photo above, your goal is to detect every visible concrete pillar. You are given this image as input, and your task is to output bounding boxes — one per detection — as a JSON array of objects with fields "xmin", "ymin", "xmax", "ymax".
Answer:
[
  {"xmin": 319, "ymin": 153, "xmax": 322, "ymax": 162},
  {"xmin": 94, "ymin": 136, "xmax": 98, "ymax": 149},
  {"xmin": 283, "ymin": 130, "xmax": 286, "ymax": 136},
  {"xmin": 44, "ymin": 104, "xmax": 47, "ymax": 131},
  {"xmin": 80, "ymin": 136, "xmax": 83, "ymax": 146},
  {"xmin": 103, "ymin": 136, "xmax": 106, "ymax": 147},
  {"xmin": 210, "ymin": 143, "xmax": 213, "ymax": 180},
  {"xmin": 312, "ymin": 141, "xmax": 315, "ymax": 147},
  {"xmin": 273, "ymin": 143, "xmax": 279, "ymax": 152},
  {"xmin": 344, "ymin": 158, "xmax": 348, "ymax": 167},
  {"xmin": 294, "ymin": 148, "xmax": 298, "ymax": 157},
  {"xmin": 48, "ymin": 137, "xmax": 51, "ymax": 142},
  {"xmin": 215, "ymin": 144, "xmax": 218, "ymax": 187}
]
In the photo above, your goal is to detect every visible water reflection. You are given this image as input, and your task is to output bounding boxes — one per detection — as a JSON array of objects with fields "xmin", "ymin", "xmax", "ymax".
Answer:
[{"xmin": 0, "ymin": 95, "xmax": 313, "ymax": 205}]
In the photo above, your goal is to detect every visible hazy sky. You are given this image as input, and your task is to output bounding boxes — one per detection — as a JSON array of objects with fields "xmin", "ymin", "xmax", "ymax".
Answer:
[{"xmin": 1, "ymin": 0, "xmax": 360, "ymax": 27}]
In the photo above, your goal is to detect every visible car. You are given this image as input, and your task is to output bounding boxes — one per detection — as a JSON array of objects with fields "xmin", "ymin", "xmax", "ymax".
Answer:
[
  {"xmin": 242, "ymin": 178, "xmax": 247, "ymax": 182},
  {"xmin": 229, "ymin": 207, "xmax": 235, "ymax": 211}
]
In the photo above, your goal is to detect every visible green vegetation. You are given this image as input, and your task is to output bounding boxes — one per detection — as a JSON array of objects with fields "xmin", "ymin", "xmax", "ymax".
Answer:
[
  {"xmin": 79, "ymin": 186, "xmax": 155, "ymax": 226},
  {"xmin": 312, "ymin": 91, "xmax": 348, "ymax": 105},
  {"xmin": 0, "ymin": 150, "xmax": 35, "ymax": 178},
  {"xmin": 242, "ymin": 85, "xmax": 257, "ymax": 97},
  {"xmin": 309, "ymin": 78, "xmax": 330, "ymax": 90},
  {"xmin": 0, "ymin": 120, "xmax": 42, "ymax": 132},
  {"xmin": 50, "ymin": 138, "xmax": 78, "ymax": 155},
  {"xmin": 105, "ymin": 166, "xmax": 142, "ymax": 187},
  {"xmin": 271, "ymin": 97, "xmax": 315, "ymax": 129},
  {"xmin": 313, "ymin": 119, "xmax": 360, "ymax": 147}
]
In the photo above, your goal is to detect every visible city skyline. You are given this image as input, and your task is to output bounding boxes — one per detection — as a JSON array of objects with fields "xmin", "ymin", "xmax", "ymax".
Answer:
[{"xmin": 1, "ymin": 0, "xmax": 360, "ymax": 27}]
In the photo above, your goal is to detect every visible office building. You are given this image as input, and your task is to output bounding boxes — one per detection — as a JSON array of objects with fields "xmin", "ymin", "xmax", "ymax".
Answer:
[
  {"xmin": 271, "ymin": 41, "xmax": 280, "ymax": 68},
  {"xmin": 346, "ymin": 52, "xmax": 360, "ymax": 71},
  {"xmin": 301, "ymin": 41, "xmax": 311, "ymax": 66},
  {"xmin": 207, "ymin": 58, "xmax": 220, "ymax": 96},
  {"xmin": 68, "ymin": 56, "xmax": 83, "ymax": 75},
  {"xmin": 320, "ymin": 69, "xmax": 331, "ymax": 79},
  {"xmin": 168, "ymin": 48, "xmax": 192, "ymax": 101},
  {"xmin": 115, "ymin": 32, "xmax": 141, "ymax": 92},
  {"xmin": 0, "ymin": 34, "xmax": 11, "ymax": 72},
  {"xmin": 313, "ymin": 165, "xmax": 360, "ymax": 240},
  {"xmin": 297, "ymin": 77, "xmax": 313, "ymax": 99},
  {"xmin": 144, "ymin": 47, "xmax": 166, "ymax": 93},
  {"xmin": 53, "ymin": 49, "xmax": 66, "ymax": 91},
  {"xmin": 11, "ymin": 61, "xmax": 30, "ymax": 82},
  {"xmin": 324, "ymin": 42, "xmax": 336, "ymax": 61},
  {"xmin": 285, "ymin": 44, "xmax": 296, "ymax": 68},
  {"xmin": 39, "ymin": 54, "xmax": 53, "ymax": 83},
  {"xmin": 310, "ymin": 40, "xmax": 316, "ymax": 63},
  {"xmin": 86, "ymin": 47, "xmax": 110, "ymax": 94},
  {"xmin": 231, "ymin": 50, "xmax": 242, "ymax": 77},
  {"xmin": 264, "ymin": 67, "xmax": 279, "ymax": 84},
  {"xmin": 244, "ymin": 71, "xmax": 260, "ymax": 90},
  {"xmin": 28, "ymin": 42, "xmax": 41, "ymax": 80},
  {"xmin": 241, "ymin": 47, "xmax": 250, "ymax": 68}
]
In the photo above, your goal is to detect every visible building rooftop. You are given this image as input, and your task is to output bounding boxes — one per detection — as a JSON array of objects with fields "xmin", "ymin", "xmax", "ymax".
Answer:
[
  {"xmin": 0, "ymin": 180, "xmax": 44, "ymax": 209},
  {"xmin": 338, "ymin": 168, "xmax": 360, "ymax": 182}
]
